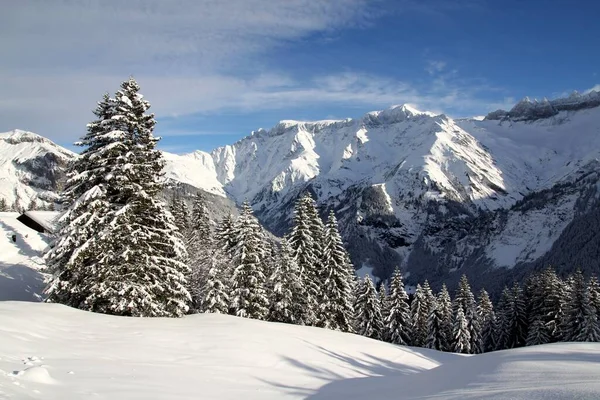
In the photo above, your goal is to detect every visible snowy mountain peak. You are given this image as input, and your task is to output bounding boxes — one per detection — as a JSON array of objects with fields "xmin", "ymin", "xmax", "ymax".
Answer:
[
  {"xmin": 486, "ymin": 90, "xmax": 600, "ymax": 121},
  {"xmin": 0, "ymin": 129, "xmax": 55, "ymax": 145}
]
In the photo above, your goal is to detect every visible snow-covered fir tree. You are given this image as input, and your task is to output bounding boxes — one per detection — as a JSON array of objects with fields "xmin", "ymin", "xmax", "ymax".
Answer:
[
  {"xmin": 411, "ymin": 283, "xmax": 430, "ymax": 347},
  {"xmin": 229, "ymin": 202, "xmax": 269, "ymax": 320},
  {"xmin": 45, "ymin": 93, "xmax": 117, "ymax": 307},
  {"xmin": 288, "ymin": 193, "xmax": 321, "ymax": 326},
  {"xmin": 498, "ymin": 283, "xmax": 527, "ymax": 349},
  {"xmin": 452, "ymin": 307, "xmax": 471, "ymax": 354},
  {"xmin": 562, "ymin": 270, "xmax": 599, "ymax": 342},
  {"xmin": 186, "ymin": 192, "xmax": 215, "ymax": 311},
  {"xmin": 525, "ymin": 268, "xmax": 565, "ymax": 345},
  {"xmin": 477, "ymin": 289, "xmax": 497, "ymax": 352},
  {"xmin": 452, "ymin": 275, "xmax": 481, "ymax": 353},
  {"xmin": 494, "ymin": 286, "xmax": 511, "ymax": 350},
  {"xmin": 0, "ymin": 197, "xmax": 7, "ymax": 212},
  {"xmin": 355, "ymin": 275, "xmax": 384, "ymax": 340},
  {"xmin": 383, "ymin": 268, "xmax": 411, "ymax": 346},
  {"xmin": 317, "ymin": 211, "xmax": 355, "ymax": 332},
  {"xmin": 215, "ymin": 213, "xmax": 236, "ymax": 254},
  {"xmin": 378, "ymin": 284, "xmax": 389, "ymax": 339},
  {"xmin": 84, "ymin": 79, "xmax": 190, "ymax": 317},
  {"xmin": 426, "ymin": 302, "xmax": 445, "ymax": 351},
  {"xmin": 169, "ymin": 194, "xmax": 190, "ymax": 234},
  {"xmin": 47, "ymin": 78, "xmax": 191, "ymax": 317},
  {"xmin": 437, "ymin": 284, "xmax": 454, "ymax": 352},
  {"xmin": 200, "ymin": 247, "xmax": 230, "ymax": 314},
  {"xmin": 268, "ymin": 238, "xmax": 301, "ymax": 324}
]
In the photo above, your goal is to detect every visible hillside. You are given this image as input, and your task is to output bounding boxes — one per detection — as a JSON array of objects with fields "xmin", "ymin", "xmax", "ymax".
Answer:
[{"xmin": 0, "ymin": 302, "xmax": 598, "ymax": 399}]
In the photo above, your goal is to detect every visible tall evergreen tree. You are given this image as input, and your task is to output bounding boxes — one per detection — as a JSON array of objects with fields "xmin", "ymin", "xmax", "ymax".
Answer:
[
  {"xmin": 495, "ymin": 286, "xmax": 512, "ymax": 350},
  {"xmin": 355, "ymin": 275, "xmax": 384, "ymax": 340},
  {"xmin": 563, "ymin": 270, "xmax": 599, "ymax": 342},
  {"xmin": 45, "ymin": 93, "xmax": 117, "ymax": 308},
  {"xmin": 453, "ymin": 275, "xmax": 481, "ymax": 353},
  {"xmin": 452, "ymin": 308, "xmax": 471, "ymax": 354},
  {"xmin": 288, "ymin": 193, "xmax": 321, "ymax": 326},
  {"xmin": 82, "ymin": 79, "xmax": 191, "ymax": 317},
  {"xmin": 500, "ymin": 283, "xmax": 528, "ymax": 349},
  {"xmin": 215, "ymin": 213, "xmax": 236, "ymax": 254},
  {"xmin": 268, "ymin": 238, "xmax": 301, "ymax": 324},
  {"xmin": 186, "ymin": 192, "xmax": 214, "ymax": 310},
  {"xmin": 317, "ymin": 211, "xmax": 355, "ymax": 332},
  {"xmin": 169, "ymin": 194, "xmax": 190, "ymax": 234},
  {"xmin": 411, "ymin": 284, "xmax": 430, "ymax": 347},
  {"xmin": 383, "ymin": 268, "xmax": 411, "ymax": 346},
  {"xmin": 200, "ymin": 247, "xmax": 230, "ymax": 314},
  {"xmin": 229, "ymin": 202, "xmax": 269, "ymax": 320},
  {"xmin": 525, "ymin": 268, "xmax": 565, "ymax": 345},
  {"xmin": 437, "ymin": 284, "xmax": 454, "ymax": 351},
  {"xmin": 478, "ymin": 289, "xmax": 496, "ymax": 352},
  {"xmin": 426, "ymin": 303, "xmax": 445, "ymax": 351},
  {"xmin": 0, "ymin": 197, "xmax": 7, "ymax": 212}
]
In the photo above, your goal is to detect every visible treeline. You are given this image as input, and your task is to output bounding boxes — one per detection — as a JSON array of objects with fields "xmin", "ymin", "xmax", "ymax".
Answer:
[
  {"xmin": 355, "ymin": 268, "xmax": 600, "ymax": 353},
  {"xmin": 0, "ymin": 197, "xmax": 55, "ymax": 212},
  {"xmin": 171, "ymin": 191, "xmax": 356, "ymax": 331}
]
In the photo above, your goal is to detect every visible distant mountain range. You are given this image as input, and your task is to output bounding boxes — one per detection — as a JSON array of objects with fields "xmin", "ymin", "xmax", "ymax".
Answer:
[{"xmin": 3, "ymin": 90, "xmax": 600, "ymax": 292}]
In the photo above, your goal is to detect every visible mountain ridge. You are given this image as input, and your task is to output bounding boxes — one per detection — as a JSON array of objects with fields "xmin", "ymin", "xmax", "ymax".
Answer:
[{"xmin": 3, "ymin": 91, "xmax": 600, "ymax": 291}]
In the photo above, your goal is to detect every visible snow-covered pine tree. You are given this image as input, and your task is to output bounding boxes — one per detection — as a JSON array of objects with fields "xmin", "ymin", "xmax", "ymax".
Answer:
[
  {"xmin": 436, "ymin": 284, "xmax": 454, "ymax": 351},
  {"xmin": 288, "ymin": 193, "xmax": 321, "ymax": 326},
  {"xmin": 0, "ymin": 197, "xmax": 7, "ymax": 212},
  {"xmin": 477, "ymin": 289, "xmax": 496, "ymax": 352},
  {"xmin": 575, "ymin": 285, "xmax": 600, "ymax": 342},
  {"xmin": 200, "ymin": 246, "xmax": 230, "ymax": 314},
  {"xmin": 589, "ymin": 276, "xmax": 600, "ymax": 319},
  {"xmin": 229, "ymin": 202, "xmax": 269, "ymax": 320},
  {"xmin": 411, "ymin": 284, "xmax": 430, "ymax": 347},
  {"xmin": 426, "ymin": 302, "xmax": 445, "ymax": 351},
  {"xmin": 80, "ymin": 78, "xmax": 191, "ymax": 317},
  {"xmin": 215, "ymin": 213, "xmax": 236, "ymax": 253},
  {"xmin": 525, "ymin": 269, "xmax": 564, "ymax": 345},
  {"xmin": 186, "ymin": 192, "xmax": 216, "ymax": 311},
  {"xmin": 268, "ymin": 238, "xmax": 302, "ymax": 324},
  {"xmin": 453, "ymin": 275, "xmax": 481, "ymax": 354},
  {"xmin": 317, "ymin": 211, "xmax": 355, "ymax": 332},
  {"xmin": 562, "ymin": 270, "xmax": 599, "ymax": 342},
  {"xmin": 169, "ymin": 194, "xmax": 190, "ymax": 234},
  {"xmin": 355, "ymin": 275, "xmax": 384, "ymax": 340},
  {"xmin": 494, "ymin": 286, "xmax": 511, "ymax": 350},
  {"xmin": 45, "ymin": 92, "xmax": 118, "ymax": 307},
  {"xmin": 378, "ymin": 284, "xmax": 389, "ymax": 338},
  {"xmin": 500, "ymin": 282, "xmax": 528, "ymax": 348},
  {"xmin": 452, "ymin": 308, "xmax": 471, "ymax": 354},
  {"xmin": 384, "ymin": 268, "xmax": 411, "ymax": 346}
]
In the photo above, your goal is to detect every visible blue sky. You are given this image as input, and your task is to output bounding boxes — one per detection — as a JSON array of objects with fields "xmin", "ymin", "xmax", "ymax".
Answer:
[{"xmin": 1, "ymin": 0, "xmax": 599, "ymax": 153}]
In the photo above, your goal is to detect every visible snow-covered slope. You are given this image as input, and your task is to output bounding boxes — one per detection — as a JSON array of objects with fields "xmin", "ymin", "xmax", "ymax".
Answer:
[
  {"xmin": 0, "ymin": 212, "xmax": 49, "ymax": 301},
  {"xmin": 0, "ymin": 301, "xmax": 457, "ymax": 400},
  {"xmin": 0, "ymin": 302, "xmax": 598, "ymax": 400},
  {"xmin": 0, "ymin": 130, "xmax": 75, "ymax": 210}
]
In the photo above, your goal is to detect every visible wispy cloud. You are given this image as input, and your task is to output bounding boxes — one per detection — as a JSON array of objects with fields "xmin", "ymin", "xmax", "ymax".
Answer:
[{"xmin": 0, "ymin": 0, "xmax": 510, "ymax": 143}]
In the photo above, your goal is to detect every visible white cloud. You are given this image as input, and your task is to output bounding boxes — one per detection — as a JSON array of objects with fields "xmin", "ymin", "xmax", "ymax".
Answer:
[
  {"xmin": 584, "ymin": 84, "xmax": 600, "ymax": 94},
  {"xmin": 426, "ymin": 60, "xmax": 447, "ymax": 75},
  {"xmin": 0, "ymin": 1, "xmax": 511, "ymax": 143}
]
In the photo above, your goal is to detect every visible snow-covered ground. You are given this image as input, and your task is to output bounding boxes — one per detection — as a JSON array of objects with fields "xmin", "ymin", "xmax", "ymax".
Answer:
[
  {"xmin": 0, "ymin": 302, "xmax": 599, "ymax": 400},
  {"xmin": 0, "ymin": 212, "xmax": 48, "ymax": 302}
]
